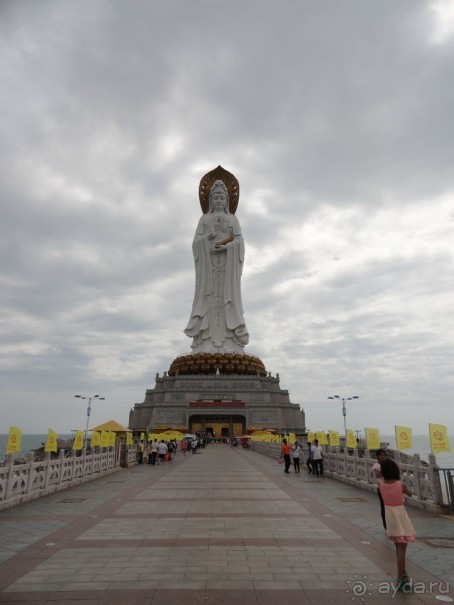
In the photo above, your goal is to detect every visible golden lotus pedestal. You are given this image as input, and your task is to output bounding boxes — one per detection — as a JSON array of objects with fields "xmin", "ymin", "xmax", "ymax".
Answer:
[{"xmin": 168, "ymin": 352, "xmax": 267, "ymax": 377}]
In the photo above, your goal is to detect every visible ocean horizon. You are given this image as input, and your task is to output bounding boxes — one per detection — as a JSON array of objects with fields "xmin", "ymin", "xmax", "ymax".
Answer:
[{"xmin": 0, "ymin": 434, "xmax": 73, "ymax": 460}]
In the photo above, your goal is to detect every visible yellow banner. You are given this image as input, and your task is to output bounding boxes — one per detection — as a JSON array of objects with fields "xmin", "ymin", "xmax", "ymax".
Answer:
[
  {"xmin": 346, "ymin": 429, "xmax": 357, "ymax": 448},
  {"xmin": 6, "ymin": 426, "xmax": 22, "ymax": 454},
  {"xmin": 365, "ymin": 427, "xmax": 381, "ymax": 450},
  {"xmin": 100, "ymin": 430, "xmax": 109, "ymax": 448},
  {"xmin": 73, "ymin": 431, "xmax": 84, "ymax": 451},
  {"xmin": 307, "ymin": 431, "xmax": 315, "ymax": 442},
  {"xmin": 108, "ymin": 431, "xmax": 116, "ymax": 446},
  {"xmin": 140, "ymin": 432, "xmax": 145, "ymax": 440},
  {"xmin": 126, "ymin": 432, "xmax": 133, "ymax": 445},
  {"xmin": 91, "ymin": 430, "xmax": 101, "ymax": 448},
  {"xmin": 329, "ymin": 430, "xmax": 340, "ymax": 446},
  {"xmin": 316, "ymin": 431, "xmax": 328, "ymax": 445},
  {"xmin": 45, "ymin": 429, "xmax": 58, "ymax": 453},
  {"xmin": 429, "ymin": 423, "xmax": 451, "ymax": 454},
  {"xmin": 395, "ymin": 425, "xmax": 412, "ymax": 450}
]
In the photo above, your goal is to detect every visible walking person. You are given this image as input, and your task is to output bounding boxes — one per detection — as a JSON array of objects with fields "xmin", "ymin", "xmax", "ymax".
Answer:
[
  {"xmin": 306, "ymin": 441, "xmax": 313, "ymax": 474},
  {"xmin": 150, "ymin": 439, "xmax": 159, "ymax": 465},
  {"xmin": 311, "ymin": 439, "xmax": 323, "ymax": 476},
  {"xmin": 378, "ymin": 459, "xmax": 416, "ymax": 592},
  {"xmin": 292, "ymin": 441, "xmax": 302, "ymax": 473},
  {"xmin": 157, "ymin": 440, "xmax": 168, "ymax": 465},
  {"xmin": 167, "ymin": 440, "xmax": 175, "ymax": 461},
  {"xmin": 373, "ymin": 448, "xmax": 388, "ymax": 529},
  {"xmin": 280, "ymin": 438, "xmax": 291, "ymax": 474},
  {"xmin": 137, "ymin": 441, "xmax": 144, "ymax": 464},
  {"xmin": 147, "ymin": 442, "xmax": 153, "ymax": 464}
]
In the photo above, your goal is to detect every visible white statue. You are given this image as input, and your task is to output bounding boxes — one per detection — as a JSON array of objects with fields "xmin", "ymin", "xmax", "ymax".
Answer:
[{"xmin": 185, "ymin": 179, "xmax": 249, "ymax": 353}]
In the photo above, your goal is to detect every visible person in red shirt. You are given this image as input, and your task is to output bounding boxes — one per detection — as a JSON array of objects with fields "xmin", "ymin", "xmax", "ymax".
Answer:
[{"xmin": 280, "ymin": 439, "xmax": 292, "ymax": 473}]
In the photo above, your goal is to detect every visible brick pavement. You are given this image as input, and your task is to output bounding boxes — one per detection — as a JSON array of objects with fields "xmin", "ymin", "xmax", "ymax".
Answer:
[{"xmin": 0, "ymin": 445, "xmax": 453, "ymax": 604}]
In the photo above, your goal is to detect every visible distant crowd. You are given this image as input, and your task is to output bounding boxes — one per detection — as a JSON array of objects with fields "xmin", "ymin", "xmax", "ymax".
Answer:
[{"xmin": 136, "ymin": 435, "xmax": 207, "ymax": 465}]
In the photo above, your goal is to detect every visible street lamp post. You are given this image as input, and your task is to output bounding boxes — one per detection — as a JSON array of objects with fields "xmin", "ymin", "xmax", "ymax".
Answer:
[
  {"xmin": 327, "ymin": 395, "xmax": 359, "ymax": 438},
  {"xmin": 74, "ymin": 394, "xmax": 106, "ymax": 454}
]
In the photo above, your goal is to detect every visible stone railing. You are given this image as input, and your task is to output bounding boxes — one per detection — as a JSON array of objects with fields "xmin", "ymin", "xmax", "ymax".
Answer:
[
  {"xmin": 250, "ymin": 442, "xmax": 447, "ymax": 514},
  {"xmin": 0, "ymin": 444, "xmax": 138, "ymax": 511}
]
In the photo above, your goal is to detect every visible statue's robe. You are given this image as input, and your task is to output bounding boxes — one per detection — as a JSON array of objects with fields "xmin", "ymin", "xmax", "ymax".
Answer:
[{"xmin": 185, "ymin": 212, "xmax": 249, "ymax": 352}]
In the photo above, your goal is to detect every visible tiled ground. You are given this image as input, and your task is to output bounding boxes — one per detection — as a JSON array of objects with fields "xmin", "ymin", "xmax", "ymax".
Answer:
[{"xmin": 0, "ymin": 445, "xmax": 453, "ymax": 604}]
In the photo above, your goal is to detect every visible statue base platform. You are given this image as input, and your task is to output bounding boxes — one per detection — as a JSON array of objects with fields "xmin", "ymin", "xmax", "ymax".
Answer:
[{"xmin": 129, "ymin": 368, "xmax": 306, "ymax": 438}]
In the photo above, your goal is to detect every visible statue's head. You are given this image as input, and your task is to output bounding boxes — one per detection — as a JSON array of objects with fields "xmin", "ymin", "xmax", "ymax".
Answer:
[{"xmin": 209, "ymin": 180, "xmax": 229, "ymax": 213}]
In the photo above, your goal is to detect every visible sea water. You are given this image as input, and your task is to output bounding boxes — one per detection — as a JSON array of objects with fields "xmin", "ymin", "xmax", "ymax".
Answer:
[
  {"xmin": 380, "ymin": 434, "xmax": 454, "ymax": 468},
  {"xmin": 0, "ymin": 434, "xmax": 72, "ymax": 460}
]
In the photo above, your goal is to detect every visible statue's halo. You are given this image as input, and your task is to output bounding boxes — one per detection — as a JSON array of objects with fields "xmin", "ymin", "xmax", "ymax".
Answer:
[{"xmin": 199, "ymin": 165, "xmax": 239, "ymax": 214}]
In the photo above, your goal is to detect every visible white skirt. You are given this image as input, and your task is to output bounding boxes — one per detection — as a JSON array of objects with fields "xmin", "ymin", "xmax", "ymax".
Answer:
[{"xmin": 385, "ymin": 505, "xmax": 416, "ymax": 543}]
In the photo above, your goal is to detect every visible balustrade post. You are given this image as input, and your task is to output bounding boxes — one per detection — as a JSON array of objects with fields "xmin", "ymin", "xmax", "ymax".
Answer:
[
  {"xmin": 410, "ymin": 453, "xmax": 422, "ymax": 499},
  {"xmin": 44, "ymin": 452, "xmax": 52, "ymax": 489},
  {"xmin": 5, "ymin": 455, "xmax": 15, "ymax": 500},
  {"xmin": 352, "ymin": 448, "xmax": 359, "ymax": 480},
  {"xmin": 25, "ymin": 452, "xmax": 34, "ymax": 494},
  {"xmin": 59, "ymin": 449, "xmax": 67, "ymax": 484},
  {"xmin": 428, "ymin": 453, "xmax": 443, "ymax": 505},
  {"xmin": 72, "ymin": 450, "xmax": 78, "ymax": 478},
  {"xmin": 334, "ymin": 447, "xmax": 338, "ymax": 473},
  {"xmin": 83, "ymin": 452, "xmax": 89, "ymax": 477}
]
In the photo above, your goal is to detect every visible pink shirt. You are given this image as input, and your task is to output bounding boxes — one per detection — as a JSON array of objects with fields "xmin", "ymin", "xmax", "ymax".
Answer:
[{"xmin": 379, "ymin": 480, "xmax": 405, "ymax": 506}]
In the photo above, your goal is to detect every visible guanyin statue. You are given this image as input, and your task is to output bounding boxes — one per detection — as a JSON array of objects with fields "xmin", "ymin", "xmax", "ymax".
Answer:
[{"xmin": 185, "ymin": 167, "xmax": 249, "ymax": 353}]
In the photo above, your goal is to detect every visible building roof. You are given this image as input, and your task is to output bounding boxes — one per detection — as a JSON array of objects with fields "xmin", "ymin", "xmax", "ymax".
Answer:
[{"xmin": 90, "ymin": 420, "xmax": 132, "ymax": 433}]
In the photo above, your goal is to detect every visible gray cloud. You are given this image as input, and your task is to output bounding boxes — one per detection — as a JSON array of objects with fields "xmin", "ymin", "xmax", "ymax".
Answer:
[{"xmin": 0, "ymin": 0, "xmax": 453, "ymax": 442}]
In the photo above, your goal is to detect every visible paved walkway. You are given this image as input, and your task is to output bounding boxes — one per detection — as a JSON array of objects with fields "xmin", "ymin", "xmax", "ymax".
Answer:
[{"xmin": 0, "ymin": 445, "xmax": 453, "ymax": 604}]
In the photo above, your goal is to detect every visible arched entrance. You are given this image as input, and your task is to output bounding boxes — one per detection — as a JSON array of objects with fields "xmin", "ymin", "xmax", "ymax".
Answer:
[{"xmin": 189, "ymin": 414, "xmax": 245, "ymax": 438}]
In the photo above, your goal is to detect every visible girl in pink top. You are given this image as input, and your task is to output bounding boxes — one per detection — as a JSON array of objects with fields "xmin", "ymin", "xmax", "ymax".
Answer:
[{"xmin": 379, "ymin": 459, "xmax": 416, "ymax": 592}]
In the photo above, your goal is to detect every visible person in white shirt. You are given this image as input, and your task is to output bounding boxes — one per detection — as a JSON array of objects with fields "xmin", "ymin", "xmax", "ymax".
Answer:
[
  {"xmin": 292, "ymin": 441, "xmax": 302, "ymax": 474},
  {"xmin": 157, "ymin": 440, "xmax": 168, "ymax": 464},
  {"xmin": 150, "ymin": 439, "xmax": 159, "ymax": 466},
  {"xmin": 311, "ymin": 439, "xmax": 323, "ymax": 476}
]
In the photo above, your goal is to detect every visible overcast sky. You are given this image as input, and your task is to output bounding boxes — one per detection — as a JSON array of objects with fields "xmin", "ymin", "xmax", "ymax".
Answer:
[{"xmin": 1, "ymin": 0, "xmax": 453, "ymax": 441}]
